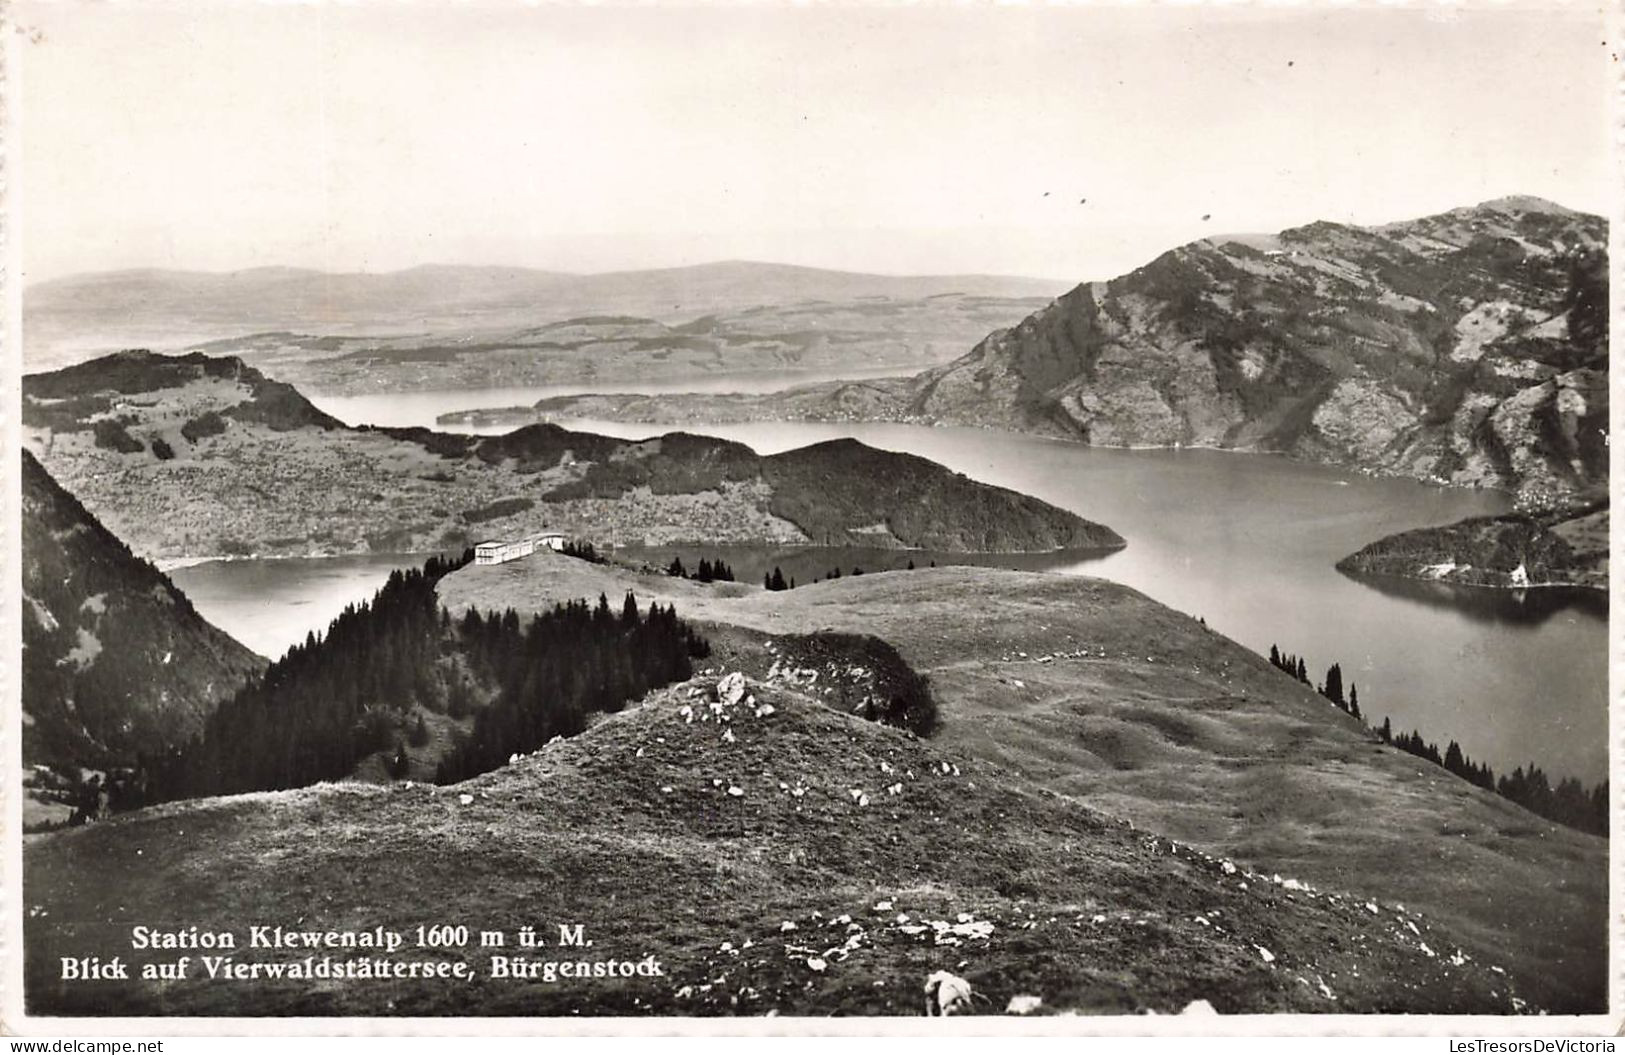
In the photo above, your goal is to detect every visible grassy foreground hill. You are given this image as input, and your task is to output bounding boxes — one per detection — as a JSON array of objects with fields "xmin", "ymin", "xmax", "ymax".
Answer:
[
  {"xmin": 437, "ymin": 554, "xmax": 1606, "ymax": 1012},
  {"xmin": 26, "ymin": 673, "xmax": 1525, "ymax": 1017},
  {"xmin": 21, "ymin": 449, "xmax": 265, "ymax": 774},
  {"xmin": 523, "ymin": 198, "xmax": 1608, "ymax": 502},
  {"xmin": 21, "ymin": 351, "xmax": 1120, "ymax": 561}
]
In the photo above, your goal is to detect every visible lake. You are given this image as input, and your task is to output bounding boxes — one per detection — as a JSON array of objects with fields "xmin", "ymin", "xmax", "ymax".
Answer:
[
  {"xmin": 304, "ymin": 366, "xmax": 914, "ymax": 432},
  {"xmin": 172, "ymin": 393, "xmax": 1608, "ymax": 786}
]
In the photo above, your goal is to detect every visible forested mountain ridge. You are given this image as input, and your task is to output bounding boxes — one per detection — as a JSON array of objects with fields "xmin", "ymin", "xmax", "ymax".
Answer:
[
  {"xmin": 21, "ymin": 351, "xmax": 1121, "ymax": 560},
  {"xmin": 1336, "ymin": 500, "xmax": 1608, "ymax": 590},
  {"xmin": 20, "ymin": 449, "xmax": 265, "ymax": 770}
]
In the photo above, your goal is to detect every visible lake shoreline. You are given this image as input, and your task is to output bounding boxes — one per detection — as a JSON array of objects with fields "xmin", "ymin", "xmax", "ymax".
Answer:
[
  {"xmin": 437, "ymin": 405, "xmax": 1527, "ymax": 503},
  {"xmin": 156, "ymin": 413, "xmax": 1601, "ymax": 788}
]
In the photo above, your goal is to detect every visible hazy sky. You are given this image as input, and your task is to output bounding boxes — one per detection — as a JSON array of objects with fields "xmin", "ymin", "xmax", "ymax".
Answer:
[{"xmin": 16, "ymin": 2, "xmax": 1616, "ymax": 285}]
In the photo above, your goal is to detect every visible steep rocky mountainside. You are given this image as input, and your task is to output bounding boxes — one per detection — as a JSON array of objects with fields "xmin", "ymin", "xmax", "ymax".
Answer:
[
  {"xmin": 1337, "ymin": 501, "xmax": 1608, "ymax": 590},
  {"xmin": 912, "ymin": 197, "xmax": 1607, "ymax": 500},
  {"xmin": 21, "ymin": 449, "xmax": 266, "ymax": 769},
  {"xmin": 22, "ymin": 352, "xmax": 1120, "ymax": 560},
  {"xmin": 26, "ymin": 672, "xmax": 1526, "ymax": 1017},
  {"xmin": 525, "ymin": 198, "xmax": 1607, "ymax": 502}
]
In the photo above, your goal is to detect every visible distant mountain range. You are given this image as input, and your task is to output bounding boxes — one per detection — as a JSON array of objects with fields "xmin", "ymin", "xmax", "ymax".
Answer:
[
  {"xmin": 524, "ymin": 197, "xmax": 1609, "ymax": 502},
  {"xmin": 23, "ymin": 260, "xmax": 1070, "ymax": 370},
  {"xmin": 21, "ymin": 449, "xmax": 264, "ymax": 771}
]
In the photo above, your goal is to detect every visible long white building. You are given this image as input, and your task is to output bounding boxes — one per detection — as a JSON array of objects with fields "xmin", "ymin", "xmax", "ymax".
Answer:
[{"xmin": 474, "ymin": 531, "xmax": 570, "ymax": 565}]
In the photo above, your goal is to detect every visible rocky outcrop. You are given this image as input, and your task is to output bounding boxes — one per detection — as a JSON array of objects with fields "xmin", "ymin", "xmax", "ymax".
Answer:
[
  {"xmin": 905, "ymin": 197, "xmax": 1607, "ymax": 499},
  {"xmin": 527, "ymin": 199, "xmax": 1608, "ymax": 501}
]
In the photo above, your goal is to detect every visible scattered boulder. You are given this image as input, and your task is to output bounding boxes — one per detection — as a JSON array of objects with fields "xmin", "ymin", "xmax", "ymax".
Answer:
[{"xmin": 923, "ymin": 970, "xmax": 974, "ymax": 1016}]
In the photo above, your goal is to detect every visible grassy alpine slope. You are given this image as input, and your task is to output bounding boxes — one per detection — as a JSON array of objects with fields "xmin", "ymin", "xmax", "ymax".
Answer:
[
  {"xmin": 436, "ymin": 554, "xmax": 1606, "ymax": 1013},
  {"xmin": 27, "ymin": 673, "xmax": 1525, "ymax": 1017}
]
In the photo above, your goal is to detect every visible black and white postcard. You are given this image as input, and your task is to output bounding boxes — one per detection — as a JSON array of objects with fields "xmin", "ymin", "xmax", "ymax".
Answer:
[{"xmin": 4, "ymin": 0, "xmax": 1616, "ymax": 1034}]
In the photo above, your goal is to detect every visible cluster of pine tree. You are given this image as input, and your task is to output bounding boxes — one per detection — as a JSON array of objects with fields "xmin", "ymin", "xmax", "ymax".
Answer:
[
  {"xmin": 1267, "ymin": 644, "xmax": 1310, "ymax": 685},
  {"xmin": 1384, "ymin": 727, "xmax": 1607, "ymax": 836},
  {"xmin": 1498, "ymin": 766, "xmax": 1607, "ymax": 836},
  {"xmin": 434, "ymin": 592, "xmax": 708, "ymax": 783},
  {"xmin": 1268, "ymin": 641, "xmax": 1607, "ymax": 837},
  {"xmin": 146, "ymin": 552, "xmax": 473, "ymax": 801},
  {"xmin": 771, "ymin": 561, "xmax": 901, "ymax": 591},
  {"xmin": 142, "ymin": 554, "xmax": 711, "ymax": 803},
  {"xmin": 667, "ymin": 556, "xmax": 735, "ymax": 583},
  {"xmin": 561, "ymin": 540, "xmax": 604, "ymax": 564},
  {"xmin": 1268, "ymin": 647, "xmax": 1361, "ymax": 718}
]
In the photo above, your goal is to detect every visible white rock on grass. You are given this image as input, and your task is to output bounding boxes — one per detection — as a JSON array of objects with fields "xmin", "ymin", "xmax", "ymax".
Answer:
[
  {"xmin": 1006, "ymin": 994, "xmax": 1043, "ymax": 1015},
  {"xmin": 1255, "ymin": 945, "xmax": 1276, "ymax": 964},
  {"xmin": 718, "ymin": 672, "xmax": 748, "ymax": 705}
]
